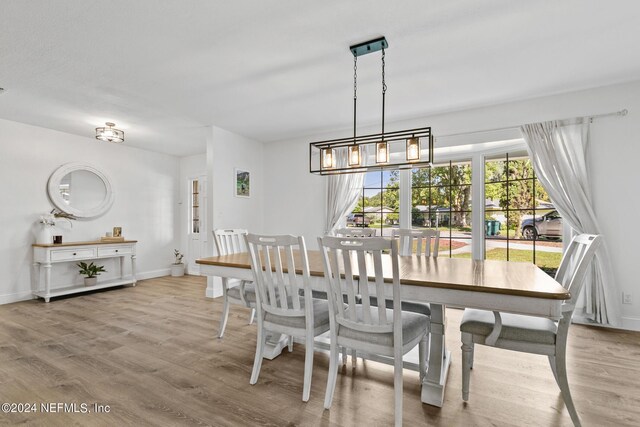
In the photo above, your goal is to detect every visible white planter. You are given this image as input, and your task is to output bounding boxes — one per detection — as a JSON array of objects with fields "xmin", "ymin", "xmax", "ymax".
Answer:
[
  {"xmin": 36, "ymin": 224, "xmax": 53, "ymax": 244},
  {"xmin": 171, "ymin": 264, "xmax": 185, "ymax": 277},
  {"xmin": 84, "ymin": 277, "xmax": 98, "ymax": 286}
]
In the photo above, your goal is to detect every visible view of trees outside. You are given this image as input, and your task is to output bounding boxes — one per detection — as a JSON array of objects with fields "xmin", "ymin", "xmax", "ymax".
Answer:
[
  {"xmin": 483, "ymin": 153, "xmax": 563, "ymax": 275},
  {"xmin": 345, "ymin": 153, "xmax": 563, "ymax": 275},
  {"xmin": 351, "ymin": 170, "xmax": 398, "ymax": 236},
  {"xmin": 411, "ymin": 161, "xmax": 472, "ymax": 256}
]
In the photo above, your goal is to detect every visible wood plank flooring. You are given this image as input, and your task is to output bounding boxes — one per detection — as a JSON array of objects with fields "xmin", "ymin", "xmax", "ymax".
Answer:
[{"xmin": 1, "ymin": 275, "xmax": 639, "ymax": 426}]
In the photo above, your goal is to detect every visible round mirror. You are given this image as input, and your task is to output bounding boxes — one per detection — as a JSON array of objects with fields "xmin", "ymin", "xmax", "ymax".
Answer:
[{"xmin": 48, "ymin": 163, "xmax": 114, "ymax": 218}]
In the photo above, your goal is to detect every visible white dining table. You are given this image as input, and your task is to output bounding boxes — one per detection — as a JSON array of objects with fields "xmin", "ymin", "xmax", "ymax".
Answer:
[{"xmin": 197, "ymin": 251, "xmax": 569, "ymax": 407}]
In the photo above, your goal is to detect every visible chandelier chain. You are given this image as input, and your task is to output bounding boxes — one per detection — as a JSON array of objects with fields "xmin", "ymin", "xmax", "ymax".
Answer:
[
  {"xmin": 353, "ymin": 55, "xmax": 357, "ymax": 140},
  {"xmin": 381, "ymin": 48, "xmax": 386, "ymax": 137}
]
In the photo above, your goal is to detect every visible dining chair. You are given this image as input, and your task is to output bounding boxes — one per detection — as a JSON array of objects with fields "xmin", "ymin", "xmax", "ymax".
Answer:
[
  {"xmin": 213, "ymin": 228, "xmax": 256, "ymax": 338},
  {"xmin": 335, "ymin": 227, "xmax": 377, "ymax": 237},
  {"xmin": 370, "ymin": 228, "xmax": 439, "ymax": 331},
  {"xmin": 392, "ymin": 228, "xmax": 439, "ymax": 257},
  {"xmin": 245, "ymin": 233, "xmax": 331, "ymax": 402},
  {"xmin": 318, "ymin": 236, "xmax": 429, "ymax": 426},
  {"xmin": 460, "ymin": 233, "xmax": 602, "ymax": 427}
]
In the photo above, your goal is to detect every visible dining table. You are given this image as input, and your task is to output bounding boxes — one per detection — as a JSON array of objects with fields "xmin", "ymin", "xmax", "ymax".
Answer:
[{"xmin": 196, "ymin": 250, "xmax": 569, "ymax": 407}]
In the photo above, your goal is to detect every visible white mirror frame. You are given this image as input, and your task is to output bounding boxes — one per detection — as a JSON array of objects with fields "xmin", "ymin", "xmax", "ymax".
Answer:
[{"xmin": 47, "ymin": 162, "xmax": 114, "ymax": 219}]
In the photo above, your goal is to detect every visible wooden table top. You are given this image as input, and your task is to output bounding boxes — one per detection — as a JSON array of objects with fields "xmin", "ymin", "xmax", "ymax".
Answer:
[
  {"xmin": 33, "ymin": 240, "xmax": 138, "ymax": 248},
  {"xmin": 197, "ymin": 251, "xmax": 569, "ymax": 300}
]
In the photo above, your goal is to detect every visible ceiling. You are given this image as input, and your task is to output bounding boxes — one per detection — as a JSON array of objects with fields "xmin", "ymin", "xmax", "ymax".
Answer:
[{"xmin": 1, "ymin": 1, "xmax": 640, "ymax": 157}]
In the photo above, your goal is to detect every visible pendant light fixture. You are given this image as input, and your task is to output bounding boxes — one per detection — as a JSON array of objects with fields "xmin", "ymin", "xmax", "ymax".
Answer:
[
  {"xmin": 310, "ymin": 36, "xmax": 433, "ymax": 175},
  {"xmin": 95, "ymin": 122, "xmax": 124, "ymax": 143}
]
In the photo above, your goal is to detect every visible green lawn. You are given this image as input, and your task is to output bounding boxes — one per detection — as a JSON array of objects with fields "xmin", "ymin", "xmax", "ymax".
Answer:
[{"xmin": 452, "ymin": 248, "xmax": 562, "ymax": 269}]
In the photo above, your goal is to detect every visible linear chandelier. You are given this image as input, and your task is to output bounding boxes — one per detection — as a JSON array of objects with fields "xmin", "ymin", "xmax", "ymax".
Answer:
[{"xmin": 309, "ymin": 37, "xmax": 433, "ymax": 175}]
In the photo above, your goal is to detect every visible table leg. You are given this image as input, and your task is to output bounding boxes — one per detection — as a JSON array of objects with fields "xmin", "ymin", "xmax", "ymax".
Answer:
[
  {"xmin": 262, "ymin": 333, "xmax": 290, "ymax": 360},
  {"xmin": 43, "ymin": 262, "xmax": 52, "ymax": 303},
  {"xmin": 421, "ymin": 304, "xmax": 451, "ymax": 407},
  {"xmin": 120, "ymin": 256, "xmax": 125, "ymax": 280},
  {"xmin": 131, "ymin": 255, "xmax": 137, "ymax": 286},
  {"xmin": 32, "ymin": 262, "xmax": 41, "ymax": 297}
]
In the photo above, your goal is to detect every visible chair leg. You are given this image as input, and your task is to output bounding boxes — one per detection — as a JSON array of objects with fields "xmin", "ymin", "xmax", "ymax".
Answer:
[
  {"xmin": 302, "ymin": 333, "xmax": 314, "ymax": 402},
  {"xmin": 461, "ymin": 332, "xmax": 473, "ymax": 401},
  {"xmin": 555, "ymin": 347, "xmax": 582, "ymax": 426},
  {"xmin": 289, "ymin": 335, "xmax": 294, "ymax": 352},
  {"xmin": 250, "ymin": 321, "xmax": 265, "ymax": 385},
  {"xmin": 218, "ymin": 295, "xmax": 230, "ymax": 339},
  {"xmin": 548, "ymin": 355, "xmax": 560, "ymax": 388},
  {"xmin": 419, "ymin": 336, "xmax": 427, "ymax": 382},
  {"xmin": 341, "ymin": 346, "xmax": 347, "ymax": 366},
  {"xmin": 249, "ymin": 308, "xmax": 256, "ymax": 325},
  {"xmin": 351, "ymin": 349, "xmax": 357, "ymax": 368},
  {"xmin": 393, "ymin": 344, "xmax": 403, "ymax": 426},
  {"xmin": 324, "ymin": 338, "xmax": 340, "ymax": 409}
]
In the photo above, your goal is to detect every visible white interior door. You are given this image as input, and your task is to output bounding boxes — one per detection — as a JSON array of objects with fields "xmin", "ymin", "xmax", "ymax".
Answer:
[{"xmin": 188, "ymin": 176, "xmax": 207, "ymax": 274}]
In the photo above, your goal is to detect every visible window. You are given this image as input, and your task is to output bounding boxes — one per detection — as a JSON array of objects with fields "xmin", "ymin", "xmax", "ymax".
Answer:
[
  {"xmin": 484, "ymin": 152, "xmax": 563, "ymax": 275},
  {"xmin": 189, "ymin": 179, "xmax": 200, "ymax": 234},
  {"xmin": 349, "ymin": 170, "xmax": 399, "ymax": 237},
  {"xmin": 412, "ymin": 161, "xmax": 472, "ymax": 257}
]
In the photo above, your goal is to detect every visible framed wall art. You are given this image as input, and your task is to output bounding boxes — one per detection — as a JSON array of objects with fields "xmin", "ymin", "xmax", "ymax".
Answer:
[{"xmin": 235, "ymin": 168, "xmax": 250, "ymax": 198}]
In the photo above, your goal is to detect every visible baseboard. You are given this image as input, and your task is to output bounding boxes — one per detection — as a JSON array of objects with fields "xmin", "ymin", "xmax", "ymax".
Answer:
[
  {"xmin": 572, "ymin": 314, "xmax": 640, "ymax": 332},
  {"xmin": 136, "ymin": 268, "xmax": 171, "ymax": 281},
  {"xmin": 621, "ymin": 316, "xmax": 640, "ymax": 331},
  {"xmin": 0, "ymin": 291, "xmax": 34, "ymax": 305}
]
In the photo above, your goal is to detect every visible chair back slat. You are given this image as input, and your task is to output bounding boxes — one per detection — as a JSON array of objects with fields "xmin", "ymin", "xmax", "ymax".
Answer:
[
  {"xmin": 392, "ymin": 228, "xmax": 439, "ymax": 257},
  {"xmin": 213, "ymin": 228, "xmax": 248, "ymax": 256},
  {"xmin": 246, "ymin": 234, "xmax": 310, "ymax": 317},
  {"xmin": 318, "ymin": 236, "xmax": 400, "ymax": 334},
  {"xmin": 335, "ymin": 228, "xmax": 377, "ymax": 238},
  {"xmin": 341, "ymin": 249, "xmax": 359, "ymax": 322}
]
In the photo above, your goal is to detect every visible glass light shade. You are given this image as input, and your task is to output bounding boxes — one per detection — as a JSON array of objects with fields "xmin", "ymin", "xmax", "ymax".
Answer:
[
  {"xmin": 348, "ymin": 145, "xmax": 361, "ymax": 166},
  {"xmin": 376, "ymin": 141, "xmax": 389, "ymax": 163},
  {"xmin": 321, "ymin": 148, "xmax": 336, "ymax": 169},
  {"xmin": 95, "ymin": 122, "xmax": 124, "ymax": 143},
  {"xmin": 406, "ymin": 137, "xmax": 420, "ymax": 161}
]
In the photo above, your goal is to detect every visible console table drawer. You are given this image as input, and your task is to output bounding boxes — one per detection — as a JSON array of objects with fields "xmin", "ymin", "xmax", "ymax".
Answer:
[
  {"xmin": 98, "ymin": 246, "xmax": 133, "ymax": 257},
  {"xmin": 50, "ymin": 248, "xmax": 96, "ymax": 262}
]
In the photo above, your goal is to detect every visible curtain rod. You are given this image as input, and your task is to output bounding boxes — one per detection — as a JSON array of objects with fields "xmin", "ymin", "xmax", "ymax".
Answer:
[{"xmin": 435, "ymin": 109, "xmax": 628, "ymax": 140}]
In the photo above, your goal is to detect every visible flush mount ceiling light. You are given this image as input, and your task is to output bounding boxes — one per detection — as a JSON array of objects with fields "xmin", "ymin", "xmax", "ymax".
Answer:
[
  {"xmin": 310, "ymin": 36, "xmax": 433, "ymax": 175},
  {"xmin": 95, "ymin": 122, "xmax": 124, "ymax": 143}
]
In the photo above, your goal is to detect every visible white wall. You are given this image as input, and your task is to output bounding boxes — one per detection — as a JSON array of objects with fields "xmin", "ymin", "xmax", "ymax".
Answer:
[
  {"xmin": 209, "ymin": 126, "xmax": 264, "ymax": 233},
  {"xmin": 0, "ymin": 119, "xmax": 180, "ymax": 304},
  {"xmin": 262, "ymin": 80, "xmax": 640, "ymax": 330}
]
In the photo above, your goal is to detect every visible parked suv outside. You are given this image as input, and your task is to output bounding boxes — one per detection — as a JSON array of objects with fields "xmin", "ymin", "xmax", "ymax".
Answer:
[
  {"xmin": 346, "ymin": 213, "xmax": 371, "ymax": 227},
  {"xmin": 521, "ymin": 210, "xmax": 562, "ymax": 239}
]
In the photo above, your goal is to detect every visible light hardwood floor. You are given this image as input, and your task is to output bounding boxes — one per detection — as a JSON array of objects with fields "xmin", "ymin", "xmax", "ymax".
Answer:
[{"xmin": 1, "ymin": 275, "xmax": 638, "ymax": 426}]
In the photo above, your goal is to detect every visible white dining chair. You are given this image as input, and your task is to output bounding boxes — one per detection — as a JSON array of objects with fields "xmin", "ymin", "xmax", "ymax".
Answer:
[
  {"xmin": 335, "ymin": 227, "xmax": 377, "ymax": 237},
  {"xmin": 245, "ymin": 233, "xmax": 331, "ymax": 402},
  {"xmin": 213, "ymin": 229, "xmax": 256, "ymax": 338},
  {"xmin": 460, "ymin": 233, "xmax": 602, "ymax": 427},
  {"xmin": 318, "ymin": 236, "xmax": 429, "ymax": 426},
  {"xmin": 370, "ymin": 228, "xmax": 438, "ymax": 338},
  {"xmin": 392, "ymin": 228, "xmax": 439, "ymax": 257}
]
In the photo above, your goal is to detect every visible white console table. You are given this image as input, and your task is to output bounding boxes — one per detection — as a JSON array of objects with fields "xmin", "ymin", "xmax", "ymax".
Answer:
[{"xmin": 32, "ymin": 240, "xmax": 137, "ymax": 302}]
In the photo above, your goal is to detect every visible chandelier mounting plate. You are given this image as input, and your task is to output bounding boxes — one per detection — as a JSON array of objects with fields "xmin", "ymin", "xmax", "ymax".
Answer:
[{"xmin": 350, "ymin": 37, "xmax": 388, "ymax": 57}]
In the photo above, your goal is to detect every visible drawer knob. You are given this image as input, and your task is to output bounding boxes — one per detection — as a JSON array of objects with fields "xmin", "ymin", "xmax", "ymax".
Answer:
[
  {"xmin": 73, "ymin": 253, "xmax": 77, "ymax": 256},
  {"xmin": 115, "ymin": 250, "xmax": 119, "ymax": 253}
]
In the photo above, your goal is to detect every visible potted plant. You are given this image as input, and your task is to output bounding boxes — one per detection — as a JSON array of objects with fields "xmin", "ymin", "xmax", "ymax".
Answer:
[
  {"xmin": 171, "ymin": 249, "xmax": 185, "ymax": 277},
  {"xmin": 77, "ymin": 261, "xmax": 106, "ymax": 286}
]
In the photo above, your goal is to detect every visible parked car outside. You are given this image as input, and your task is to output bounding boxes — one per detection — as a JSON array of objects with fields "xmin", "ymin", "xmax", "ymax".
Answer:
[
  {"xmin": 346, "ymin": 213, "xmax": 371, "ymax": 227},
  {"xmin": 521, "ymin": 210, "xmax": 562, "ymax": 239}
]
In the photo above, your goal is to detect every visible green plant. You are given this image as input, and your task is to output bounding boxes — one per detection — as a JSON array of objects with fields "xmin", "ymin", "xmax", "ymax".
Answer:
[
  {"xmin": 173, "ymin": 249, "xmax": 184, "ymax": 265},
  {"xmin": 77, "ymin": 262, "xmax": 106, "ymax": 278}
]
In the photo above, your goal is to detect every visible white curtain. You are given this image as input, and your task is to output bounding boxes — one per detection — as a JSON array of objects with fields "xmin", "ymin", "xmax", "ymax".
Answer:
[
  {"xmin": 325, "ymin": 172, "xmax": 364, "ymax": 235},
  {"xmin": 520, "ymin": 120, "xmax": 620, "ymax": 326}
]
